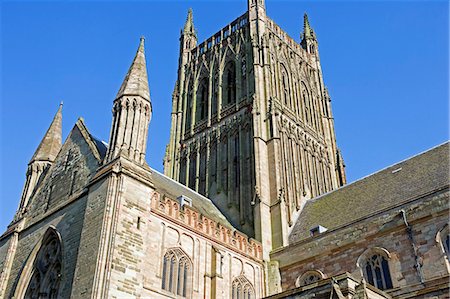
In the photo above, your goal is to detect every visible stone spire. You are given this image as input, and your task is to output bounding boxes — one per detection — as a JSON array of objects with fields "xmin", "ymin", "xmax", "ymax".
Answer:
[
  {"xmin": 18, "ymin": 104, "xmax": 63, "ymax": 213},
  {"xmin": 303, "ymin": 13, "xmax": 313, "ymax": 39},
  {"xmin": 105, "ymin": 37, "xmax": 152, "ymax": 165},
  {"xmin": 116, "ymin": 37, "xmax": 150, "ymax": 102},
  {"xmin": 183, "ymin": 8, "xmax": 196, "ymax": 37},
  {"xmin": 30, "ymin": 103, "xmax": 63, "ymax": 164}
]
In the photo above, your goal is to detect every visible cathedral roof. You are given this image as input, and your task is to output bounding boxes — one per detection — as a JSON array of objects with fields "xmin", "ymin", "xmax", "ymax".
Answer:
[
  {"xmin": 289, "ymin": 142, "xmax": 449, "ymax": 243},
  {"xmin": 150, "ymin": 169, "xmax": 235, "ymax": 230},
  {"xmin": 30, "ymin": 103, "xmax": 63, "ymax": 164},
  {"xmin": 116, "ymin": 37, "xmax": 150, "ymax": 101}
]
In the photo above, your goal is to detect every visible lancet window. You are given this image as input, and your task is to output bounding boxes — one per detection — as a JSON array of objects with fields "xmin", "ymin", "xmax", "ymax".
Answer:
[
  {"xmin": 196, "ymin": 78, "xmax": 208, "ymax": 122},
  {"xmin": 281, "ymin": 65, "xmax": 290, "ymax": 107},
  {"xmin": 161, "ymin": 248, "xmax": 192, "ymax": 298},
  {"xmin": 223, "ymin": 61, "xmax": 236, "ymax": 106}
]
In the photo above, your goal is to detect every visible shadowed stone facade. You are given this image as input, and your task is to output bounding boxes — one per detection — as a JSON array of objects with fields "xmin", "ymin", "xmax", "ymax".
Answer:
[{"xmin": 0, "ymin": 1, "xmax": 448, "ymax": 299}]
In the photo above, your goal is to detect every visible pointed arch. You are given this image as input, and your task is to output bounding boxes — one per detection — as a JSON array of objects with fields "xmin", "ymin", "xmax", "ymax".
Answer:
[
  {"xmin": 223, "ymin": 60, "xmax": 236, "ymax": 106},
  {"xmin": 436, "ymin": 224, "xmax": 450, "ymax": 260},
  {"xmin": 231, "ymin": 275, "xmax": 255, "ymax": 299},
  {"xmin": 14, "ymin": 227, "xmax": 63, "ymax": 299},
  {"xmin": 357, "ymin": 247, "xmax": 394, "ymax": 290},
  {"xmin": 280, "ymin": 64, "xmax": 291, "ymax": 108},
  {"xmin": 161, "ymin": 247, "xmax": 193, "ymax": 298},
  {"xmin": 196, "ymin": 77, "xmax": 209, "ymax": 123}
]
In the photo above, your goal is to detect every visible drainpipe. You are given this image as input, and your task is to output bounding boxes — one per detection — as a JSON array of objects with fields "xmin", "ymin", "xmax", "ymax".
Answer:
[{"xmin": 399, "ymin": 209, "xmax": 424, "ymax": 283}]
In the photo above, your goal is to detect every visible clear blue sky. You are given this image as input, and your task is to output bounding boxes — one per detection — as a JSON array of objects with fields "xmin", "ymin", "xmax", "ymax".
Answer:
[{"xmin": 1, "ymin": 0, "xmax": 448, "ymax": 233}]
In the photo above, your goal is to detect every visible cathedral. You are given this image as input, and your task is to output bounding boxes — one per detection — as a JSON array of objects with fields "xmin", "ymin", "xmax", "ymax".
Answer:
[{"xmin": 0, "ymin": 0, "xmax": 448, "ymax": 298}]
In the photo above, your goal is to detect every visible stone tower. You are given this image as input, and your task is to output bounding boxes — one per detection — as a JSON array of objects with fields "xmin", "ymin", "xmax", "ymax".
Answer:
[
  {"xmin": 17, "ymin": 104, "xmax": 62, "ymax": 215},
  {"xmin": 105, "ymin": 37, "xmax": 152, "ymax": 166},
  {"xmin": 164, "ymin": 0, "xmax": 346, "ymax": 254}
]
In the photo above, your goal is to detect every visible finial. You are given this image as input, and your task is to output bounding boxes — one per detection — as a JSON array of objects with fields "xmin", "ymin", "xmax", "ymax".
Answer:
[
  {"xmin": 60, "ymin": 101, "xmax": 63, "ymax": 107},
  {"xmin": 140, "ymin": 35, "xmax": 145, "ymax": 42}
]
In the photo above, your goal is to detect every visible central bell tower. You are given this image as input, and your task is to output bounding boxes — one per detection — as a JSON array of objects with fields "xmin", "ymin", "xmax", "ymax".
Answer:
[{"xmin": 164, "ymin": 1, "xmax": 346, "ymax": 255}]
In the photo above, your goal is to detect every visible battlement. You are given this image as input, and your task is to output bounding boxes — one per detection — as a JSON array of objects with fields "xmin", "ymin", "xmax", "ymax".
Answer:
[
  {"xmin": 266, "ymin": 17, "xmax": 308, "ymax": 58},
  {"xmin": 191, "ymin": 12, "xmax": 249, "ymax": 58},
  {"xmin": 150, "ymin": 190, "xmax": 263, "ymax": 261}
]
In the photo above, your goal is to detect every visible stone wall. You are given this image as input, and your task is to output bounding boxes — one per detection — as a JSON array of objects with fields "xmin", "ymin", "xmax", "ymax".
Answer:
[{"xmin": 272, "ymin": 188, "xmax": 449, "ymax": 297}]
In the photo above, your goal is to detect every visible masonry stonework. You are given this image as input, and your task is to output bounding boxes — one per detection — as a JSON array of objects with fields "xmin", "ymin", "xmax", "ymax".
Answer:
[{"xmin": 0, "ymin": 1, "xmax": 448, "ymax": 299}]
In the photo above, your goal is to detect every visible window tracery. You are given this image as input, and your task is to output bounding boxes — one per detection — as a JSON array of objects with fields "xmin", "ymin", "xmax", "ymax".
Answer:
[
  {"xmin": 358, "ymin": 249, "xmax": 393, "ymax": 290},
  {"xmin": 161, "ymin": 248, "xmax": 192, "ymax": 298},
  {"xmin": 295, "ymin": 270, "xmax": 324, "ymax": 287},
  {"xmin": 24, "ymin": 229, "xmax": 62, "ymax": 299},
  {"xmin": 231, "ymin": 275, "xmax": 254, "ymax": 299}
]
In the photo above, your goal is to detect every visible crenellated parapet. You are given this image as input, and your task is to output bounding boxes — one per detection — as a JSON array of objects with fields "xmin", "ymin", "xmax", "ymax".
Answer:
[{"xmin": 150, "ymin": 191, "xmax": 263, "ymax": 261}]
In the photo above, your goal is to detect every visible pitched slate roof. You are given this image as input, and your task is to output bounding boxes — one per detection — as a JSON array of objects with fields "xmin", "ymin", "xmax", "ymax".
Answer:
[
  {"xmin": 289, "ymin": 142, "xmax": 449, "ymax": 243},
  {"xmin": 150, "ymin": 169, "xmax": 235, "ymax": 230}
]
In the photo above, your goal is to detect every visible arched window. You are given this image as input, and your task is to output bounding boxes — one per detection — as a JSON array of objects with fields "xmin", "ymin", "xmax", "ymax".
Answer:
[
  {"xmin": 436, "ymin": 224, "xmax": 450, "ymax": 259},
  {"xmin": 241, "ymin": 58, "xmax": 247, "ymax": 98},
  {"xmin": 185, "ymin": 79, "xmax": 194, "ymax": 131},
  {"xmin": 358, "ymin": 248, "xmax": 393, "ymax": 291},
  {"xmin": 196, "ymin": 78, "xmax": 208, "ymax": 122},
  {"xmin": 301, "ymin": 82, "xmax": 311, "ymax": 125},
  {"xmin": 231, "ymin": 275, "xmax": 254, "ymax": 299},
  {"xmin": 281, "ymin": 65, "xmax": 290, "ymax": 107},
  {"xmin": 24, "ymin": 228, "xmax": 62, "ymax": 299},
  {"xmin": 161, "ymin": 248, "xmax": 192, "ymax": 298},
  {"xmin": 295, "ymin": 270, "xmax": 324, "ymax": 287},
  {"xmin": 223, "ymin": 61, "xmax": 236, "ymax": 106},
  {"xmin": 212, "ymin": 71, "xmax": 219, "ymax": 115}
]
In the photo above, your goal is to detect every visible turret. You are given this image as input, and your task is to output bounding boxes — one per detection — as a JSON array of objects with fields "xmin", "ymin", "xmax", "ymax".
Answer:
[
  {"xmin": 301, "ymin": 13, "xmax": 318, "ymax": 56},
  {"xmin": 104, "ymin": 37, "xmax": 152, "ymax": 166},
  {"xmin": 18, "ymin": 103, "xmax": 62, "ymax": 212}
]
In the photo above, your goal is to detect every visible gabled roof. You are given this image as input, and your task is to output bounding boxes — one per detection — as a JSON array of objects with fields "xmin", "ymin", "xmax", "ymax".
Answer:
[
  {"xmin": 150, "ymin": 168, "xmax": 235, "ymax": 230},
  {"xmin": 289, "ymin": 142, "xmax": 449, "ymax": 243}
]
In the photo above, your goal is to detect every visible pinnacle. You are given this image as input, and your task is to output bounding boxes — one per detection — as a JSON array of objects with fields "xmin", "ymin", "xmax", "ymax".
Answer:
[
  {"xmin": 30, "ymin": 103, "xmax": 63, "ymax": 164},
  {"xmin": 116, "ymin": 37, "xmax": 150, "ymax": 101},
  {"xmin": 183, "ymin": 8, "xmax": 196, "ymax": 36}
]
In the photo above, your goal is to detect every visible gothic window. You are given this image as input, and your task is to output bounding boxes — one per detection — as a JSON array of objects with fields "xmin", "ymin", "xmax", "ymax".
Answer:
[
  {"xmin": 209, "ymin": 139, "xmax": 217, "ymax": 185},
  {"xmin": 233, "ymin": 133, "xmax": 240, "ymax": 190},
  {"xmin": 188, "ymin": 151, "xmax": 197, "ymax": 191},
  {"xmin": 295, "ymin": 270, "xmax": 324, "ymax": 287},
  {"xmin": 361, "ymin": 251, "xmax": 393, "ymax": 290},
  {"xmin": 185, "ymin": 80, "xmax": 194, "ymax": 131},
  {"xmin": 281, "ymin": 65, "xmax": 291, "ymax": 107},
  {"xmin": 301, "ymin": 82, "xmax": 311, "ymax": 125},
  {"xmin": 223, "ymin": 61, "xmax": 236, "ymax": 106},
  {"xmin": 179, "ymin": 156, "xmax": 187, "ymax": 185},
  {"xmin": 222, "ymin": 138, "xmax": 229, "ymax": 193},
  {"xmin": 231, "ymin": 275, "xmax": 254, "ymax": 299},
  {"xmin": 161, "ymin": 248, "xmax": 192, "ymax": 298},
  {"xmin": 199, "ymin": 146, "xmax": 207, "ymax": 195},
  {"xmin": 212, "ymin": 72, "xmax": 219, "ymax": 115},
  {"xmin": 196, "ymin": 78, "xmax": 208, "ymax": 122},
  {"xmin": 436, "ymin": 224, "xmax": 450, "ymax": 259},
  {"xmin": 241, "ymin": 58, "xmax": 247, "ymax": 98},
  {"xmin": 24, "ymin": 228, "xmax": 62, "ymax": 299}
]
